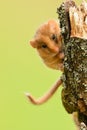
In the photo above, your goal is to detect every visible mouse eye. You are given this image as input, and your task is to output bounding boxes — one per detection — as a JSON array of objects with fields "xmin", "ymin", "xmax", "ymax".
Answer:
[
  {"xmin": 41, "ymin": 44, "xmax": 47, "ymax": 48},
  {"xmin": 51, "ymin": 34, "xmax": 57, "ymax": 41}
]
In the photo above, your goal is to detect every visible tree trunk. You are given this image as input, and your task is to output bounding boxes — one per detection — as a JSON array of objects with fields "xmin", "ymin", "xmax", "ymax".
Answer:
[{"xmin": 57, "ymin": 0, "xmax": 87, "ymax": 129}]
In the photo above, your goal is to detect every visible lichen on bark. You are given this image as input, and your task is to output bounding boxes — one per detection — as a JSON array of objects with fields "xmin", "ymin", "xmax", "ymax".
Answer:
[{"xmin": 57, "ymin": 0, "xmax": 87, "ymax": 129}]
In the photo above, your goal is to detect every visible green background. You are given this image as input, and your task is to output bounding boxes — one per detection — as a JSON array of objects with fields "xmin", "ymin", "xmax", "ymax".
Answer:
[{"xmin": 0, "ymin": 0, "xmax": 85, "ymax": 130}]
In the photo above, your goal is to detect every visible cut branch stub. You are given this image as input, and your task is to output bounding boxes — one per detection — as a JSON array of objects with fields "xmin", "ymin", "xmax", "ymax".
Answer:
[
  {"xmin": 69, "ymin": 0, "xmax": 87, "ymax": 39},
  {"xmin": 57, "ymin": 0, "xmax": 87, "ymax": 128}
]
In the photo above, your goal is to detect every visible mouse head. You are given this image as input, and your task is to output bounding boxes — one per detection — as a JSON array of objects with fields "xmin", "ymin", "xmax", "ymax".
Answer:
[{"xmin": 30, "ymin": 20, "xmax": 62, "ymax": 51}]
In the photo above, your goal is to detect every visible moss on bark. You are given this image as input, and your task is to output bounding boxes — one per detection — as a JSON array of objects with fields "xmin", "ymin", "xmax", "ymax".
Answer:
[{"xmin": 57, "ymin": 0, "xmax": 87, "ymax": 129}]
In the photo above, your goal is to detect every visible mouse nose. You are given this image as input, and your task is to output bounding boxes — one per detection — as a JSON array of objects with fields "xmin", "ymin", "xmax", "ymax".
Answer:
[
  {"xmin": 51, "ymin": 46, "xmax": 59, "ymax": 53},
  {"xmin": 50, "ymin": 46, "xmax": 59, "ymax": 53}
]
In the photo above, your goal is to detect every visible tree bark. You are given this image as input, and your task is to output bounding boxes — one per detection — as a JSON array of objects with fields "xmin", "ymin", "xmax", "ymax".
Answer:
[{"xmin": 57, "ymin": 0, "xmax": 87, "ymax": 129}]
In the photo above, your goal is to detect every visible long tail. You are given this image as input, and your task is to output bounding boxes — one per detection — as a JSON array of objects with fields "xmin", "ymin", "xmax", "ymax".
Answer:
[{"xmin": 25, "ymin": 78, "xmax": 62, "ymax": 105}]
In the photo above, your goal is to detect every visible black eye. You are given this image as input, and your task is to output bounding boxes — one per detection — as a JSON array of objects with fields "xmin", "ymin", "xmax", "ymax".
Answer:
[
  {"xmin": 41, "ymin": 44, "xmax": 47, "ymax": 48},
  {"xmin": 51, "ymin": 34, "xmax": 57, "ymax": 41}
]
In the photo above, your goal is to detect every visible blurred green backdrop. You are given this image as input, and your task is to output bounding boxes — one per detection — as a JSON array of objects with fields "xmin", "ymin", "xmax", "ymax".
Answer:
[{"xmin": 0, "ymin": 0, "xmax": 85, "ymax": 130}]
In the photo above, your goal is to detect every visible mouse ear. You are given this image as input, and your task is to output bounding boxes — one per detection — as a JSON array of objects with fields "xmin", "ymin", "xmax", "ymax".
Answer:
[
  {"xmin": 30, "ymin": 40, "xmax": 37, "ymax": 48},
  {"xmin": 48, "ymin": 20, "xmax": 56, "ymax": 30}
]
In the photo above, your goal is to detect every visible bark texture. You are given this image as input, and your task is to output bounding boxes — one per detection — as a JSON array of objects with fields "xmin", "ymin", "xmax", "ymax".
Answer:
[{"xmin": 57, "ymin": 0, "xmax": 87, "ymax": 129}]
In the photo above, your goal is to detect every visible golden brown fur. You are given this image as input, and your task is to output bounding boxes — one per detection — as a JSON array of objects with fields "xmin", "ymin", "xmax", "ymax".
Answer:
[{"xmin": 30, "ymin": 20, "xmax": 64, "ymax": 70}]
